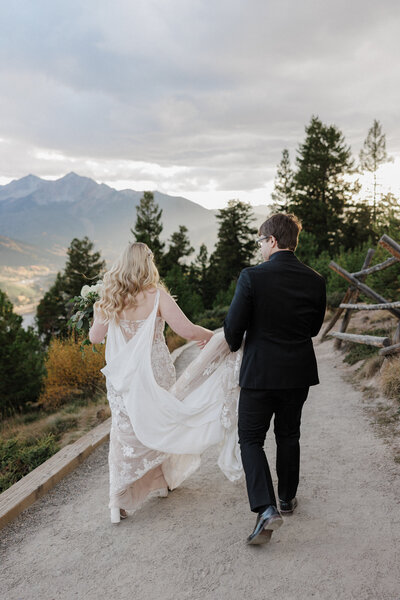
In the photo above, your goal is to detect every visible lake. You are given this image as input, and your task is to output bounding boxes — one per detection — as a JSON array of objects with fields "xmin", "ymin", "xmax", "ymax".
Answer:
[{"xmin": 21, "ymin": 313, "xmax": 36, "ymax": 330}]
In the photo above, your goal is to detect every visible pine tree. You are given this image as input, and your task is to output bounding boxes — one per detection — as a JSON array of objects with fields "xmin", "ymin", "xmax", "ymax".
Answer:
[
  {"xmin": 193, "ymin": 243, "xmax": 208, "ymax": 277},
  {"xmin": 291, "ymin": 115, "xmax": 358, "ymax": 253},
  {"xmin": 131, "ymin": 192, "xmax": 165, "ymax": 268},
  {"xmin": 376, "ymin": 192, "xmax": 400, "ymax": 236},
  {"xmin": 0, "ymin": 290, "xmax": 45, "ymax": 416},
  {"xmin": 36, "ymin": 237, "xmax": 105, "ymax": 344},
  {"xmin": 163, "ymin": 225, "xmax": 194, "ymax": 273},
  {"xmin": 359, "ymin": 119, "xmax": 390, "ymax": 223},
  {"xmin": 341, "ymin": 200, "xmax": 376, "ymax": 249},
  {"xmin": 188, "ymin": 244, "xmax": 212, "ymax": 307},
  {"xmin": 271, "ymin": 149, "xmax": 294, "ymax": 211},
  {"xmin": 63, "ymin": 237, "xmax": 105, "ymax": 298},
  {"xmin": 36, "ymin": 273, "xmax": 69, "ymax": 344},
  {"xmin": 209, "ymin": 200, "xmax": 257, "ymax": 298},
  {"xmin": 163, "ymin": 265, "xmax": 203, "ymax": 319}
]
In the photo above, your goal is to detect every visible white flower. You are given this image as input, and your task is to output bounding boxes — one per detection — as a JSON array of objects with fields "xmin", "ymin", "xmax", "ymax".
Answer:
[
  {"xmin": 93, "ymin": 281, "xmax": 103, "ymax": 294},
  {"xmin": 80, "ymin": 285, "xmax": 91, "ymax": 298}
]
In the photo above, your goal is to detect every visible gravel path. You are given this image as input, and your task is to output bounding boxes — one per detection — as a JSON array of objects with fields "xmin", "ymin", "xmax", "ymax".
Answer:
[{"xmin": 1, "ymin": 340, "xmax": 399, "ymax": 600}]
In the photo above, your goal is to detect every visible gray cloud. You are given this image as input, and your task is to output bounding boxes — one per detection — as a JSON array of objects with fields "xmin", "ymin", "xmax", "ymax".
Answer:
[{"xmin": 1, "ymin": 0, "xmax": 399, "ymax": 204}]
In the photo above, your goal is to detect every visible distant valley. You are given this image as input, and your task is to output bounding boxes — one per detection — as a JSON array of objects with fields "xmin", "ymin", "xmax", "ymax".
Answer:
[
  {"xmin": 0, "ymin": 236, "xmax": 63, "ymax": 314},
  {"xmin": 0, "ymin": 173, "xmax": 267, "ymax": 313}
]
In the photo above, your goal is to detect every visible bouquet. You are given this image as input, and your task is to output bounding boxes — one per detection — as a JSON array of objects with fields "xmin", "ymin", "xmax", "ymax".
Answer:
[{"xmin": 68, "ymin": 281, "xmax": 104, "ymax": 350}]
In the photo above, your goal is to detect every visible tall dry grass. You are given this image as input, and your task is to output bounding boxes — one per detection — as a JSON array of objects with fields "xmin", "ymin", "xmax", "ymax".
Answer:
[
  {"xmin": 38, "ymin": 337, "xmax": 106, "ymax": 410},
  {"xmin": 380, "ymin": 356, "xmax": 400, "ymax": 401}
]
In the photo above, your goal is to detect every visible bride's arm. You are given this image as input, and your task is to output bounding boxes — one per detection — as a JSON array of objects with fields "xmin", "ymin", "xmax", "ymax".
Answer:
[
  {"xmin": 89, "ymin": 307, "xmax": 109, "ymax": 344},
  {"xmin": 159, "ymin": 288, "xmax": 213, "ymax": 343}
]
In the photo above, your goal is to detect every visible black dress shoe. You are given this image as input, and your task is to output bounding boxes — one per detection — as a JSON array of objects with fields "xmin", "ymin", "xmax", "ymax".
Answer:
[
  {"xmin": 279, "ymin": 497, "xmax": 298, "ymax": 514},
  {"xmin": 246, "ymin": 506, "xmax": 283, "ymax": 545}
]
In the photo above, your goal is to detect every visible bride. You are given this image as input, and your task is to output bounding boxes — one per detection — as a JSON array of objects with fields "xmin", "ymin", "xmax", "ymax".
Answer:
[{"xmin": 89, "ymin": 242, "xmax": 243, "ymax": 523}]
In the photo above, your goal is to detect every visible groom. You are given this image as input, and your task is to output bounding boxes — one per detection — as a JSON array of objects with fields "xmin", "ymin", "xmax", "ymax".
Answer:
[{"xmin": 224, "ymin": 213, "xmax": 326, "ymax": 545}]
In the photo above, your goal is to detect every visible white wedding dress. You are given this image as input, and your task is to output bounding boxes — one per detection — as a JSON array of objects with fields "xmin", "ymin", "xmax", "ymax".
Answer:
[{"xmin": 101, "ymin": 290, "xmax": 243, "ymax": 512}]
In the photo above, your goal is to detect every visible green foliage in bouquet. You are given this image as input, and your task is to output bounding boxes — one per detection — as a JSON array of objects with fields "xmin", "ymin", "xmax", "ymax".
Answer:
[{"xmin": 68, "ymin": 282, "xmax": 103, "ymax": 351}]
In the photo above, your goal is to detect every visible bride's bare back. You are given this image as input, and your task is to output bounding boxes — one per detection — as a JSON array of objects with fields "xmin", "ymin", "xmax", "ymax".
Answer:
[{"xmin": 89, "ymin": 286, "xmax": 212, "ymax": 345}]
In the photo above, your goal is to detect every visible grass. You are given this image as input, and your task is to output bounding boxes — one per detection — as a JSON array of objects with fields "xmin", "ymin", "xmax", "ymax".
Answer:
[
  {"xmin": 380, "ymin": 356, "xmax": 400, "ymax": 401},
  {"xmin": 0, "ymin": 434, "xmax": 60, "ymax": 493},
  {"xmin": 344, "ymin": 344, "xmax": 379, "ymax": 365},
  {"xmin": 343, "ymin": 327, "xmax": 392, "ymax": 365},
  {"xmin": 330, "ymin": 312, "xmax": 400, "ymax": 465},
  {"xmin": 0, "ymin": 392, "xmax": 111, "ymax": 492},
  {"xmin": 0, "ymin": 392, "xmax": 110, "ymax": 445},
  {"xmin": 357, "ymin": 355, "xmax": 385, "ymax": 379},
  {"xmin": 45, "ymin": 416, "xmax": 79, "ymax": 438}
]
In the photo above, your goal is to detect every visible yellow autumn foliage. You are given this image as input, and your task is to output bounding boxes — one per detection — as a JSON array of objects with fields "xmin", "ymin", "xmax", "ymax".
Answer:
[{"xmin": 39, "ymin": 337, "xmax": 106, "ymax": 410}]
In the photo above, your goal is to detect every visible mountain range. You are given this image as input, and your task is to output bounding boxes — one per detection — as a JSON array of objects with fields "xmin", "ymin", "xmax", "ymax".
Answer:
[
  {"xmin": 0, "ymin": 173, "xmax": 267, "ymax": 311},
  {"xmin": 0, "ymin": 172, "xmax": 226, "ymax": 262}
]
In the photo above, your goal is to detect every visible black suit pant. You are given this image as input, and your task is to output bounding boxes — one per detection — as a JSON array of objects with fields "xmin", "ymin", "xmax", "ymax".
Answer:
[{"xmin": 238, "ymin": 386, "xmax": 309, "ymax": 513}]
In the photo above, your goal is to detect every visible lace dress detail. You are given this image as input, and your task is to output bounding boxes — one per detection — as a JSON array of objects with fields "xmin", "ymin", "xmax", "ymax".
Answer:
[
  {"xmin": 103, "ymin": 291, "xmax": 244, "ymax": 513},
  {"xmin": 107, "ymin": 316, "xmax": 175, "ymax": 510}
]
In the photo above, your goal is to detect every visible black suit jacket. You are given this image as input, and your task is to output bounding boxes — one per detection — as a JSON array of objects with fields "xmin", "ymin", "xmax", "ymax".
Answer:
[{"xmin": 224, "ymin": 251, "xmax": 326, "ymax": 389}]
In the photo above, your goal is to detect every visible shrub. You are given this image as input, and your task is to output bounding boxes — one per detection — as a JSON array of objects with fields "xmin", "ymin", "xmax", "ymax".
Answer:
[
  {"xmin": 0, "ymin": 434, "xmax": 59, "ymax": 492},
  {"xmin": 196, "ymin": 306, "xmax": 228, "ymax": 330},
  {"xmin": 22, "ymin": 412, "xmax": 43, "ymax": 425},
  {"xmin": 212, "ymin": 280, "xmax": 236, "ymax": 310},
  {"xmin": 45, "ymin": 416, "xmax": 79, "ymax": 438},
  {"xmin": 380, "ymin": 356, "xmax": 400, "ymax": 401},
  {"xmin": 307, "ymin": 250, "xmax": 333, "ymax": 282},
  {"xmin": 163, "ymin": 265, "xmax": 204, "ymax": 319},
  {"xmin": 38, "ymin": 337, "xmax": 106, "ymax": 410},
  {"xmin": 296, "ymin": 232, "xmax": 320, "ymax": 266},
  {"xmin": 165, "ymin": 327, "xmax": 186, "ymax": 353},
  {"xmin": 0, "ymin": 290, "xmax": 46, "ymax": 417},
  {"xmin": 313, "ymin": 241, "xmax": 400, "ymax": 303},
  {"xmin": 327, "ymin": 290, "xmax": 345, "ymax": 310},
  {"xmin": 368, "ymin": 246, "xmax": 400, "ymax": 300}
]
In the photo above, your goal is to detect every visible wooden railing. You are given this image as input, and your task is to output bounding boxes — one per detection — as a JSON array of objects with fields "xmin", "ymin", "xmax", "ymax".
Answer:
[{"xmin": 322, "ymin": 234, "xmax": 400, "ymax": 357}]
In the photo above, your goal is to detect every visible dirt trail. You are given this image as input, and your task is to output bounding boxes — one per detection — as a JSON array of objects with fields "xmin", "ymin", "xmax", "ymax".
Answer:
[{"xmin": 1, "ymin": 340, "xmax": 399, "ymax": 600}]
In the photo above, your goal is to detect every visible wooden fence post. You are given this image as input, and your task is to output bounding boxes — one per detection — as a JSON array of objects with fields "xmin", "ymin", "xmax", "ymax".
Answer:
[
  {"xmin": 334, "ymin": 248, "xmax": 375, "ymax": 349},
  {"xmin": 321, "ymin": 288, "xmax": 354, "ymax": 339},
  {"xmin": 329, "ymin": 262, "xmax": 400, "ymax": 320},
  {"xmin": 379, "ymin": 234, "xmax": 400, "ymax": 260},
  {"xmin": 330, "ymin": 332, "xmax": 391, "ymax": 347}
]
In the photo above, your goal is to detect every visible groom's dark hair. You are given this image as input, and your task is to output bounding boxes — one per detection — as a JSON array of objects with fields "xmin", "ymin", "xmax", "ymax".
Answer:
[{"xmin": 259, "ymin": 213, "xmax": 302, "ymax": 251}]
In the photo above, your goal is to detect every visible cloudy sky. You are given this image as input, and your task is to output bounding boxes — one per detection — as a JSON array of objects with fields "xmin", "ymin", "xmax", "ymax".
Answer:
[{"xmin": 1, "ymin": 0, "xmax": 399, "ymax": 208}]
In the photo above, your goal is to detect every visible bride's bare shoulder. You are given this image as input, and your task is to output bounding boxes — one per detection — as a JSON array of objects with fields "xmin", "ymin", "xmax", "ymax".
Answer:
[
  {"xmin": 158, "ymin": 287, "xmax": 174, "ymax": 303},
  {"xmin": 146, "ymin": 286, "xmax": 157, "ymax": 295}
]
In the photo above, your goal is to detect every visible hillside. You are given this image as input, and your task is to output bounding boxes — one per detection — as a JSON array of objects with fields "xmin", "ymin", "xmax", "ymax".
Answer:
[{"xmin": 0, "ymin": 236, "xmax": 65, "ymax": 312}]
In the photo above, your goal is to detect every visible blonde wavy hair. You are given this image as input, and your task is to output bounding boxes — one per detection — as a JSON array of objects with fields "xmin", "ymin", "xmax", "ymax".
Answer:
[{"xmin": 95, "ymin": 242, "xmax": 162, "ymax": 323}]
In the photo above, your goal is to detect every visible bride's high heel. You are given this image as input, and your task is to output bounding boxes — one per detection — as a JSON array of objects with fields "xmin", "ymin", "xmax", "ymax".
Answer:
[
  {"xmin": 111, "ymin": 508, "xmax": 128, "ymax": 524},
  {"xmin": 111, "ymin": 508, "xmax": 120, "ymax": 523}
]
